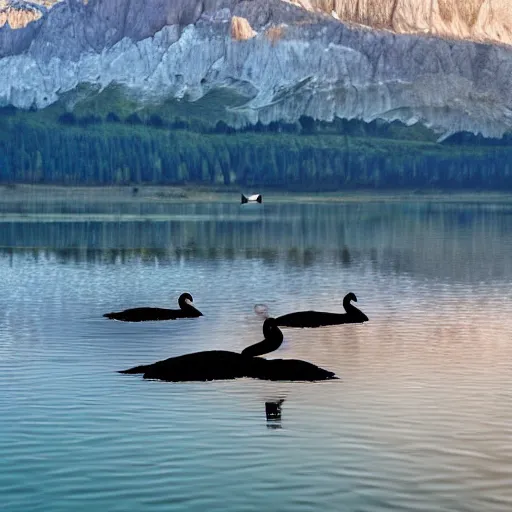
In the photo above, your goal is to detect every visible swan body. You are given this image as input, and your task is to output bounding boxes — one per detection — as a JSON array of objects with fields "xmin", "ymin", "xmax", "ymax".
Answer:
[
  {"xmin": 119, "ymin": 350, "xmax": 336, "ymax": 382},
  {"xmin": 103, "ymin": 292, "xmax": 202, "ymax": 322},
  {"xmin": 276, "ymin": 292, "xmax": 368, "ymax": 328},
  {"xmin": 119, "ymin": 318, "xmax": 336, "ymax": 382}
]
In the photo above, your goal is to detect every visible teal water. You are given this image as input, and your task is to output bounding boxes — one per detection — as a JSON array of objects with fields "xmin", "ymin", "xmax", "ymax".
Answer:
[{"xmin": 1, "ymin": 200, "xmax": 512, "ymax": 511}]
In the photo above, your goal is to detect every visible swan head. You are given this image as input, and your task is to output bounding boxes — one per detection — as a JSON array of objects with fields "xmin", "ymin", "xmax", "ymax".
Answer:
[
  {"xmin": 345, "ymin": 292, "xmax": 357, "ymax": 303},
  {"xmin": 178, "ymin": 292, "xmax": 194, "ymax": 308}
]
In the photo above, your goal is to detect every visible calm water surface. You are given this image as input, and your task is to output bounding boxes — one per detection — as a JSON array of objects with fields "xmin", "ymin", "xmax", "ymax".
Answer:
[{"xmin": 1, "ymin": 199, "xmax": 512, "ymax": 511}]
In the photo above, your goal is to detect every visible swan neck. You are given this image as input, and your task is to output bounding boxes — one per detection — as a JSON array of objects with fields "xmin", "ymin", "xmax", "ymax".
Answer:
[{"xmin": 343, "ymin": 297, "xmax": 354, "ymax": 312}]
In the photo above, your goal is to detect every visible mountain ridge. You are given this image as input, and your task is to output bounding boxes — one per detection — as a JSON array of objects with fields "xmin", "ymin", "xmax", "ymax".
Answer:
[
  {"xmin": 4, "ymin": 0, "xmax": 512, "ymax": 46},
  {"xmin": 287, "ymin": 0, "xmax": 512, "ymax": 47},
  {"xmin": 0, "ymin": 0, "xmax": 511, "ymax": 139}
]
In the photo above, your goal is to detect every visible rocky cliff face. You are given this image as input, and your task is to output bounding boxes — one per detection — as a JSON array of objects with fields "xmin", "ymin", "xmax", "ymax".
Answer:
[
  {"xmin": 288, "ymin": 0, "xmax": 512, "ymax": 46},
  {"xmin": 0, "ymin": 0, "xmax": 511, "ymax": 139}
]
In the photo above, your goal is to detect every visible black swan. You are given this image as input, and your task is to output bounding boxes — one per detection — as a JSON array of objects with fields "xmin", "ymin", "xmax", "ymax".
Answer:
[
  {"xmin": 103, "ymin": 292, "xmax": 202, "ymax": 322},
  {"xmin": 118, "ymin": 318, "xmax": 336, "ymax": 382},
  {"xmin": 276, "ymin": 292, "xmax": 368, "ymax": 328}
]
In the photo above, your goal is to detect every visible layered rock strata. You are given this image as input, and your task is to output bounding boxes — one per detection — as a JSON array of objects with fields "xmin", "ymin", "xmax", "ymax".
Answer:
[{"xmin": 0, "ymin": 0, "xmax": 510, "ymax": 138}]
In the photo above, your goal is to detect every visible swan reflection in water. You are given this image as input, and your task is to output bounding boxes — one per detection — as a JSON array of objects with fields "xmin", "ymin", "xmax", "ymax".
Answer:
[
  {"xmin": 265, "ymin": 399, "xmax": 285, "ymax": 429},
  {"xmin": 103, "ymin": 292, "xmax": 203, "ymax": 322},
  {"xmin": 119, "ymin": 319, "xmax": 336, "ymax": 382}
]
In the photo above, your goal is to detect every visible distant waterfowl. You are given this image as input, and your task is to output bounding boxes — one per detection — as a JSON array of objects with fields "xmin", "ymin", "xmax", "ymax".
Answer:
[
  {"xmin": 276, "ymin": 292, "xmax": 368, "ymax": 328},
  {"xmin": 241, "ymin": 318, "xmax": 283, "ymax": 357},
  {"xmin": 241, "ymin": 193, "xmax": 262, "ymax": 204},
  {"xmin": 119, "ymin": 318, "xmax": 336, "ymax": 382},
  {"xmin": 103, "ymin": 292, "xmax": 202, "ymax": 322}
]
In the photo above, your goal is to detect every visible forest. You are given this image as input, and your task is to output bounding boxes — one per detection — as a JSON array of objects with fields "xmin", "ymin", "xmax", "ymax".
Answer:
[{"xmin": 1, "ymin": 102, "xmax": 512, "ymax": 190}]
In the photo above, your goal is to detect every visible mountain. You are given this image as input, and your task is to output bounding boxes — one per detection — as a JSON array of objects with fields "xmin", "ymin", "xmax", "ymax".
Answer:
[
  {"xmin": 287, "ymin": 1, "xmax": 512, "ymax": 46},
  {"xmin": 0, "ymin": 0, "xmax": 511, "ymax": 139}
]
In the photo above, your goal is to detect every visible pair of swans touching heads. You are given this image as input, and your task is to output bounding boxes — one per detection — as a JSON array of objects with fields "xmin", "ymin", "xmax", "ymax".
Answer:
[
  {"xmin": 119, "ymin": 317, "xmax": 336, "ymax": 382},
  {"xmin": 103, "ymin": 292, "xmax": 202, "ymax": 322},
  {"xmin": 260, "ymin": 292, "xmax": 368, "ymax": 328}
]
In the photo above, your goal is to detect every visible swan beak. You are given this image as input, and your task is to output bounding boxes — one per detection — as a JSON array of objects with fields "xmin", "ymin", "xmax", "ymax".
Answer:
[{"xmin": 185, "ymin": 299, "xmax": 193, "ymax": 306}]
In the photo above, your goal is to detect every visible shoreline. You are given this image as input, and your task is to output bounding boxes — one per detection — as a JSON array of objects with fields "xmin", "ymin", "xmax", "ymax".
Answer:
[{"xmin": 1, "ymin": 184, "xmax": 512, "ymax": 204}]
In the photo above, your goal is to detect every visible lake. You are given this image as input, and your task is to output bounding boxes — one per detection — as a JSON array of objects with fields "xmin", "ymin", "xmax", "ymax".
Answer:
[{"xmin": 1, "ymin": 196, "xmax": 512, "ymax": 511}]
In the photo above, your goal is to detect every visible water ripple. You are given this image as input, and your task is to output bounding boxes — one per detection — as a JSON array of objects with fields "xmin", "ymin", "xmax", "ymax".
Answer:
[{"xmin": 1, "ymin": 201, "xmax": 512, "ymax": 511}]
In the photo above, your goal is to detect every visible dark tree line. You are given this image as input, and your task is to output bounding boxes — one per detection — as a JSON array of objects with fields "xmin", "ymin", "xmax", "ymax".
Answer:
[{"xmin": 1, "ymin": 120, "xmax": 512, "ymax": 188}]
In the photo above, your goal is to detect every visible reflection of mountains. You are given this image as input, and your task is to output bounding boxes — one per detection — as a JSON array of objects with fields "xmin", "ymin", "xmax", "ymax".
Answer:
[{"xmin": 0, "ymin": 202, "xmax": 511, "ymax": 281}]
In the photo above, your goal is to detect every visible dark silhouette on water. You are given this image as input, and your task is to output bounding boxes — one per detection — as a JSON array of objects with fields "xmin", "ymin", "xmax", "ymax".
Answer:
[
  {"xmin": 276, "ymin": 292, "xmax": 368, "ymax": 328},
  {"xmin": 241, "ymin": 193, "xmax": 262, "ymax": 204},
  {"xmin": 103, "ymin": 292, "xmax": 202, "ymax": 322},
  {"xmin": 266, "ymin": 399, "xmax": 285, "ymax": 429},
  {"xmin": 241, "ymin": 318, "xmax": 283, "ymax": 357},
  {"xmin": 266, "ymin": 399, "xmax": 285, "ymax": 420},
  {"xmin": 119, "ymin": 318, "xmax": 336, "ymax": 382}
]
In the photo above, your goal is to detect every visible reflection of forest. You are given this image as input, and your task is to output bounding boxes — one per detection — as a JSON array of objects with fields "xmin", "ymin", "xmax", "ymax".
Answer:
[{"xmin": 1, "ymin": 202, "xmax": 511, "ymax": 282}]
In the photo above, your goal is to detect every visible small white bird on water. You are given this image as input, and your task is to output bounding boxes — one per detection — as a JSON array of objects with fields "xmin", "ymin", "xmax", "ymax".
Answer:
[{"xmin": 241, "ymin": 193, "xmax": 262, "ymax": 204}]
